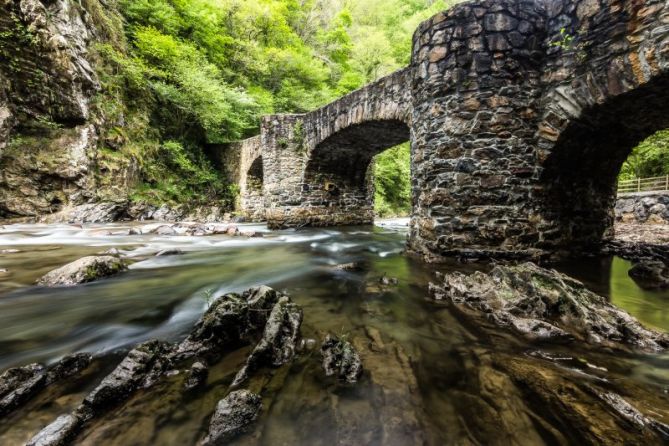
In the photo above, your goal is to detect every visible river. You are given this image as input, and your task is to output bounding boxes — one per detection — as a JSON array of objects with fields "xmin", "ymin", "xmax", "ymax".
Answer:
[{"xmin": 1, "ymin": 220, "xmax": 668, "ymax": 444}]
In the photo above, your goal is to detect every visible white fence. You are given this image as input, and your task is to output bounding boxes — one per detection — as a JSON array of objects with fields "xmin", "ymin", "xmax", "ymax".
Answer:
[{"xmin": 618, "ymin": 175, "xmax": 669, "ymax": 194}]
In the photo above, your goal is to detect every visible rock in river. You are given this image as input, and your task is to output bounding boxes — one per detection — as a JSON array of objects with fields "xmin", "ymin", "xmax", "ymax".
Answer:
[
  {"xmin": 199, "ymin": 390, "xmax": 262, "ymax": 446},
  {"xmin": 628, "ymin": 260, "xmax": 669, "ymax": 289},
  {"xmin": 430, "ymin": 262, "xmax": 669, "ymax": 352},
  {"xmin": 321, "ymin": 335, "xmax": 363, "ymax": 384},
  {"xmin": 37, "ymin": 256, "xmax": 128, "ymax": 286}
]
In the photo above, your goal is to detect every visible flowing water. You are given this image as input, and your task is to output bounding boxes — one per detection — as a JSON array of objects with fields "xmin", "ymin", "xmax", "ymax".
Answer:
[{"xmin": 1, "ymin": 220, "xmax": 669, "ymax": 445}]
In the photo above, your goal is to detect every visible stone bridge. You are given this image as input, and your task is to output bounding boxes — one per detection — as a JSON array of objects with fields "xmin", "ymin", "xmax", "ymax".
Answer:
[{"xmin": 226, "ymin": 0, "xmax": 669, "ymax": 262}]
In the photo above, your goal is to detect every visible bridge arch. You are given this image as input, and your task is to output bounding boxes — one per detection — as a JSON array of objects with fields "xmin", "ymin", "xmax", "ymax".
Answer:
[
  {"xmin": 532, "ymin": 0, "xmax": 669, "ymax": 254},
  {"xmin": 262, "ymin": 68, "xmax": 413, "ymax": 228}
]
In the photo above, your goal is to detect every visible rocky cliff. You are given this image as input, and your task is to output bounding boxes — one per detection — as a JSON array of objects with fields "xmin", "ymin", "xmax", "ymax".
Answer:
[{"xmin": 0, "ymin": 0, "xmax": 229, "ymax": 222}]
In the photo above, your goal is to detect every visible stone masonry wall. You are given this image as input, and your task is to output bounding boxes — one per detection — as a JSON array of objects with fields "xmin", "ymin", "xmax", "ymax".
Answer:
[
  {"xmin": 408, "ymin": 0, "xmax": 547, "ymax": 261},
  {"xmin": 616, "ymin": 192, "xmax": 669, "ymax": 224},
  {"xmin": 263, "ymin": 68, "xmax": 413, "ymax": 229},
  {"xmin": 222, "ymin": 136, "xmax": 264, "ymax": 221}
]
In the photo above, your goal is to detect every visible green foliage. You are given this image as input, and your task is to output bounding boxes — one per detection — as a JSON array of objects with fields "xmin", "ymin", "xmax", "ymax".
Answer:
[
  {"xmin": 374, "ymin": 143, "xmax": 411, "ymax": 218},
  {"xmin": 619, "ymin": 130, "xmax": 669, "ymax": 181},
  {"xmin": 97, "ymin": 0, "xmax": 466, "ymax": 211}
]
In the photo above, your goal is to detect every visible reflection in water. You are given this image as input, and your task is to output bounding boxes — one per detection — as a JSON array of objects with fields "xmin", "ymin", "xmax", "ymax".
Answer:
[{"xmin": 0, "ymin": 221, "xmax": 668, "ymax": 445}]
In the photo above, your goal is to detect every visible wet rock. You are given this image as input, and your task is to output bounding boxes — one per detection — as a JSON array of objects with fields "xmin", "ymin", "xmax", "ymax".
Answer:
[
  {"xmin": 603, "ymin": 239, "xmax": 669, "ymax": 264},
  {"xmin": 27, "ymin": 414, "xmax": 80, "ymax": 446},
  {"xmin": 0, "ymin": 363, "xmax": 46, "ymax": 417},
  {"xmin": 628, "ymin": 260, "xmax": 669, "ymax": 289},
  {"xmin": 128, "ymin": 228, "xmax": 142, "ymax": 235},
  {"xmin": 45, "ymin": 353, "xmax": 92, "ymax": 385},
  {"xmin": 175, "ymin": 286, "xmax": 281, "ymax": 359},
  {"xmin": 0, "ymin": 354, "xmax": 91, "ymax": 417},
  {"xmin": 155, "ymin": 249, "xmax": 184, "ymax": 257},
  {"xmin": 184, "ymin": 361, "xmax": 209, "ymax": 391},
  {"xmin": 83, "ymin": 340, "xmax": 171, "ymax": 412},
  {"xmin": 231, "ymin": 295, "xmax": 303, "ymax": 388},
  {"xmin": 28, "ymin": 287, "xmax": 302, "ymax": 444},
  {"xmin": 101, "ymin": 247, "xmax": 121, "ymax": 257},
  {"xmin": 240, "ymin": 230, "xmax": 263, "ymax": 238},
  {"xmin": 379, "ymin": 275, "xmax": 399, "ymax": 286},
  {"xmin": 199, "ymin": 390, "xmax": 262, "ymax": 446},
  {"xmin": 495, "ymin": 354, "xmax": 669, "ymax": 445},
  {"xmin": 153, "ymin": 225, "xmax": 178, "ymax": 236},
  {"xmin": 37, "ymin": 255, "xmax": 127, "ymax": 286},
  {"xmin": 334, "ymin": 262, "xmax": 367, "ymax": 272},
  {"xmin": 321, "ymin": 335, "xmax": 363, "ymax": 384},
  {"xmin": 430, "ymin": 262, "xmax": 669, "ymax": 352}
]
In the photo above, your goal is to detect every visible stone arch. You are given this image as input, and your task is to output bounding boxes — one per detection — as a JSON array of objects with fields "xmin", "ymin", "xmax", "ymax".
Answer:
[
  {"xmin": 300, "ymin": 119, "xmax": 411, "ymax": 226},
  {"xmin": 537, "ymin": 75, "xmax": 669, "ymax": 252},
  {"xmin": 531, "ymin": 0, "xmax": 669, "ymax": 253}
]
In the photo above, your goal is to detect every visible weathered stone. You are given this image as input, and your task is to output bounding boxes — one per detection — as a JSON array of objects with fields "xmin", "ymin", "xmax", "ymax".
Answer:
[
  {"xmin": 184, "ymin": 361, "xmax": 209, "ymax": 391},
  {"xmin": 430, "ymin": 262, "xmax": 669, "ymax": 352},
  {"xmin": 37, "ymin": 255, "xmax": 127, "ymax": 286},
  {"xmin": 484, "ymin": 13, "xmax": 518, "ymax": 32},
  {"xmin": 628, "ymin": 260, "xmax": 669, "ymax": 289},
  {"xmin": 230, "ymin": 295, "xmax": 303, "ymax": 388},
  {"xmin": 321, "ymin": 334, "xmax": 363, "ymax": 384},
  {"xmin": 199, "ymin": 390, "xmax": 262, "ymax": 446}
]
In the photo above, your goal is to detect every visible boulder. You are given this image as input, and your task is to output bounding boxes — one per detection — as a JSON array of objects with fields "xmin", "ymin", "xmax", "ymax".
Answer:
[
  {"xmin": 199, "ymin": 390, "xmax": 262, "ymax": 446},
  {"xmin": 430, "ymin": 262, "xmax": 669, "ymax": 352},
  {"xmin": 37, "ymin": 256, "xmax": 127, "ymax": 286},
  {"xmin": 321, "ymin": 335, "xmax": 363, "ymax": 384},
  {"xmin": 628, "ymin": 260, "xmax": 669, "ymax": 289}
]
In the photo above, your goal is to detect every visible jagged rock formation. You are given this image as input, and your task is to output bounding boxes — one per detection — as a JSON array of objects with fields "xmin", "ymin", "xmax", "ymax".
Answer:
[
  {"xmin": 430, "ymin": 262, "xmax": 669, "ymax": 352},
  {"xmin": 0, "ymin": 354, "xmax": 91, "ymax": 418},
  {"xmin": 23, "ymin": 286, "xmax": 302, "ymax": 446}
]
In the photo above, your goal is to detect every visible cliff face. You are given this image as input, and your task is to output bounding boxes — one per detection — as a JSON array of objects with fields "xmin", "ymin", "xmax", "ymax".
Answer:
[{"xmin": 0, "ymin": 0, "xmax": 123, "ymax": 218}]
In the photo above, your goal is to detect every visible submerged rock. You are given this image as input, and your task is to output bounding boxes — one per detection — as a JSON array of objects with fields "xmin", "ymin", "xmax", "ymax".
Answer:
[
  {"xmin": 321, "ymin": 335, "xmax": 363, "ymax": 384},
  {"xmin": 155, "ymin": 248, "xmax": 184, "ymax": 257},
  {"xmin": 430, "ymin": 262, "xmax": 669, "ymax": 352},
  {"xmin": 184, "ymin": 361, "xmax": 209, "ymax": 391},
  {"xmin": 199, "ymin": 390, "xmax": 262, "ymax": 446},
  {"xmin": 37, "ymin": 255, "xmax": 127, "ymax": 286},
  {"xmin": 628, "ymin": 260, "xmax": 669, "ymax": 289}
]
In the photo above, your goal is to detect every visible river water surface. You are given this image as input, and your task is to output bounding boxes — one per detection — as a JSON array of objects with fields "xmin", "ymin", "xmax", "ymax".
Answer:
[{"xmin": 1, "ymin": 220, "xmax": 668, "ymax": 445}]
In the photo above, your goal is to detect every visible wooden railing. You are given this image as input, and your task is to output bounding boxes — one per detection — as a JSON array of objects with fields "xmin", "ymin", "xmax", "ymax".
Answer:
[{"xmin": 618, "ymin": 175, "xmax": 669, "ymax": 194}]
